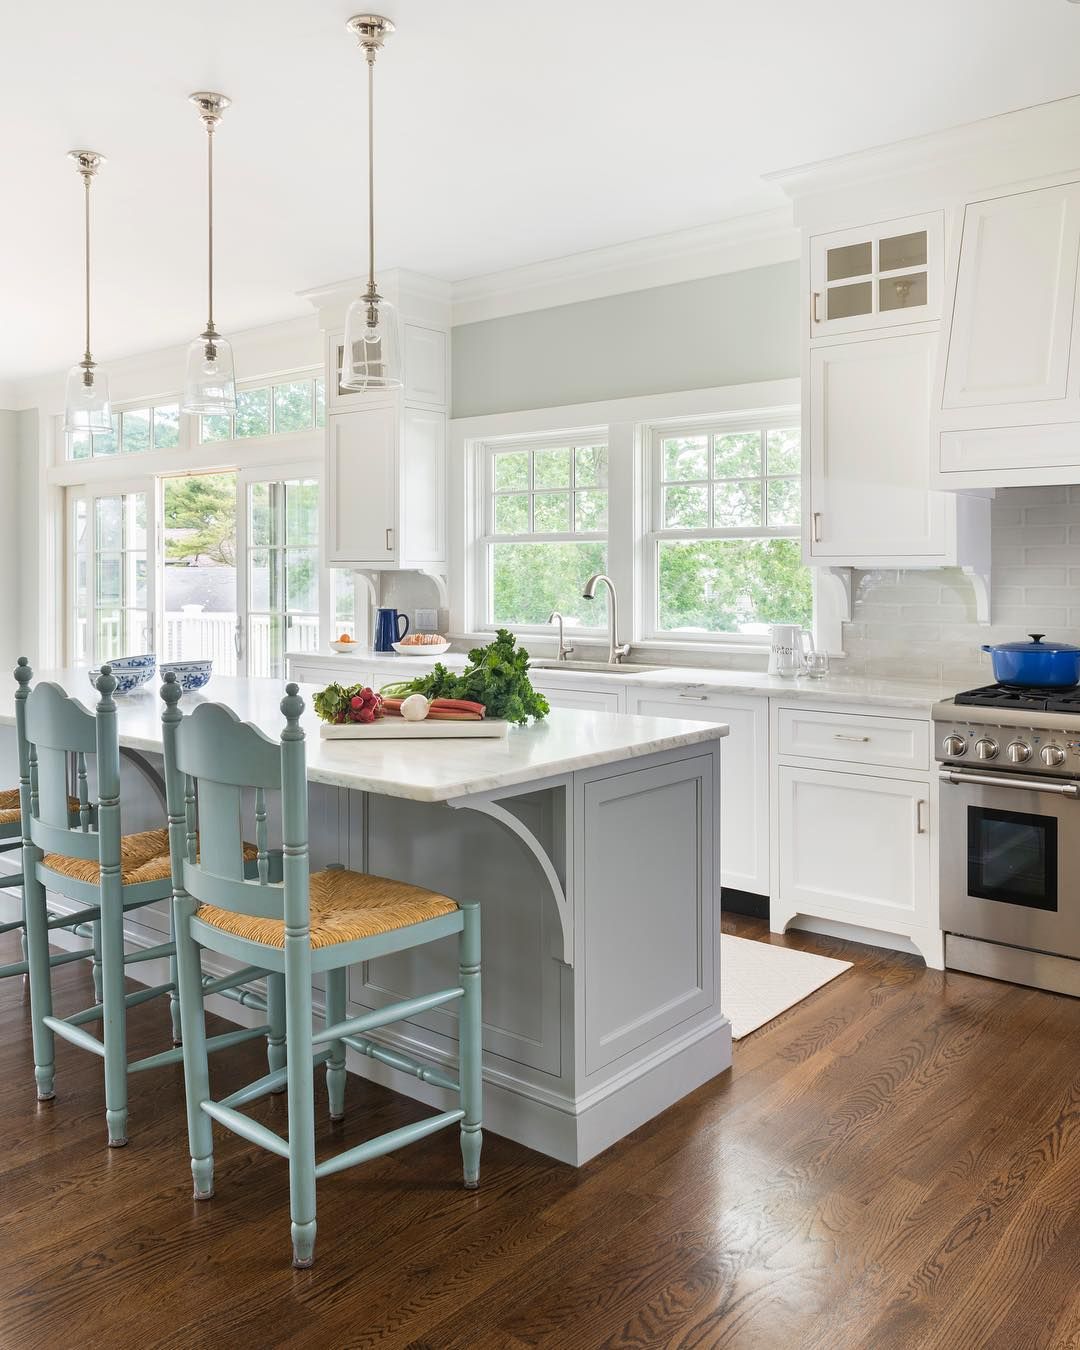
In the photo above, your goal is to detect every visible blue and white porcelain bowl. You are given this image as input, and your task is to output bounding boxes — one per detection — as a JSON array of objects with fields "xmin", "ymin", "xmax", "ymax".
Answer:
[
  {"xmin": 88, "ymin": 653, "xmax": 157, "ymax": 695},
  {"xmin": 159, "ymin": 659, "xmax": 213, "ymax": 692}
]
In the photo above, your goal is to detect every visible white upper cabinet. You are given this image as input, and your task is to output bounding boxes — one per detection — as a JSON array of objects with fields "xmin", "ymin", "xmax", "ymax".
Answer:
[
  {"xmin": 934, "ymin": 179, "xmax": 1080, "ymax": 487},
  {"xmin": 809, "ymin": 212, "xmax": 942, "ymax": 337},
  {"xmin": 808, "ymin": 333, "xmax": 952, "ymax": 562},
  {"xmin": 942, "ymin": 183, "xmax": 1080, "ymax": 410}
]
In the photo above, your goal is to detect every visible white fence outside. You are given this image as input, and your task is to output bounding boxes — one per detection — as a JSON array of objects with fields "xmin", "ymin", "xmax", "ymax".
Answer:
[{"xmin": 162, "ymin": 610, "xmax": 322, "ymax": 677}]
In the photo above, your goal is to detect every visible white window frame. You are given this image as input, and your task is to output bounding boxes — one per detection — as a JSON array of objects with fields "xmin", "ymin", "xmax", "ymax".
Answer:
[
  {"xmin": 643, "ymin": 405, "xmax": 806, "ymax": 646},
  {"xmin": 471, "ymin": 428, "xmax": 611, "ymax": 638},
  {"xmin": 51, "ymin": 365, "xmax": 356, "ymax": 669}
]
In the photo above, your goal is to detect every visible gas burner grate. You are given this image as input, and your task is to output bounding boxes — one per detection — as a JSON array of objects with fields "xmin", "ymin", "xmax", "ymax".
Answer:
[{"xmin": 954, "ymin": 683, "xmax": 1080, "ymax": 712}]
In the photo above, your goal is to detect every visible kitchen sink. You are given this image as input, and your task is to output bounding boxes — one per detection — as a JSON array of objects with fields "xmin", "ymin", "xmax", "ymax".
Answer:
[{"xmin": 530, "ymin": 659, "xmax": 658, "ymax": 675}]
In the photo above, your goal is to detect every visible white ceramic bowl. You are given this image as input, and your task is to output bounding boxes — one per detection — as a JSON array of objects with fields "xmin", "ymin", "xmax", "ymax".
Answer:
[
  {"xmin": 160, "ymin": 659, "xmax": 213, "ymax": 692},
  {"xmin": 392, "ymin": 640, "xmax": 451, "ymax": 657},
  {"xmin": 329, "ymin": 640, "xmax": 362, "ymax": 654}
]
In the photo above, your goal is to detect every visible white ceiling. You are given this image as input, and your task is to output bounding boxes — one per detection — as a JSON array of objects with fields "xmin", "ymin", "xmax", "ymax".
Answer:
[{"xmin": 5, "ymin": 0, "xmax": 1080, "ymax": 381}]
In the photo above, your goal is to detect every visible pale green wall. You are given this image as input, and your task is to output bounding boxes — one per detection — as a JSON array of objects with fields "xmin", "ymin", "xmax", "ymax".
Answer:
[
  {"xmin": 0, "ymin": 412, "xmax": 18, "ymax": 672},
  {"xmin": 451, "ymin": 261, "xmax": 800, "ymax": 418}
]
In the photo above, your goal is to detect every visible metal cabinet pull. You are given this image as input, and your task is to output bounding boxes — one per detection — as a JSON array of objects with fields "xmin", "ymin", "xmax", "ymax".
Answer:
[
  {"xmin": 812, "ymin": 291, "xmax": 821, "ymax": 324},
  {"xmin": 812, "ymin": 512, "xmax": 823, "ymax": 544},
  {"xmin": 834, "ymin": 733, "xmax": 871, "ymax": 743},
  {"xmin": 385, "ymin": 527, "xmax": 393, "ymax": 552},
  {"xmin": 915, "ymin": 799, "xmax": 928, "ymax": 834},
  {"xmin": 678, "ymin": 692, "xmax": 709, "ymax": 701}
]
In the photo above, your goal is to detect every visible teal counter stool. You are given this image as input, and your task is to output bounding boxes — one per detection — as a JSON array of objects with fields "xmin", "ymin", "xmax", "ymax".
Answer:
[
  {"xmin": 16, "ymin": 659, "xmax": 275, "ymax": 1147},
  {"xmin": 160, "ymin": 675, "xmax": 483, "ymax": 1269}
]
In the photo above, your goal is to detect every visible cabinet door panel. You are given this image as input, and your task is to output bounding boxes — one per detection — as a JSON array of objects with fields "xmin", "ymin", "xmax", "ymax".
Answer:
[
  {"xmin": 943, "ymin": 185, "xmax": 1080, "ymax": 409},
  {"xmin": 326, "ymin": 408, "xmax": 396, "ymax": 567},
  {"xmin": 404, "ymin": 325, "xmax": 448, "ymax": 405},
  {"xmin": 532, "ymin": 682, "xmax": 624, "ymax": 713},
  {"xmin": 810, "ymin": 333, "xmax": 946, "ymax": 559},
  {"xmin": 778, "ymin": 765, "xmax": 930, "ymax": 928},
  {"xmin": 628, "ymin": 690, "xmax": 768, "ymax": 896},
  {"xmin": 401, "ymin": 407, "xmax": 444, "ymax": 563}
]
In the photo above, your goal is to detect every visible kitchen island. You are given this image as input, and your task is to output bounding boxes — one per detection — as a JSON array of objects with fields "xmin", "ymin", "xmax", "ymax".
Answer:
[{"xmin": 0, "ymin": 672, "xmax": 729, "ymax": 1165}]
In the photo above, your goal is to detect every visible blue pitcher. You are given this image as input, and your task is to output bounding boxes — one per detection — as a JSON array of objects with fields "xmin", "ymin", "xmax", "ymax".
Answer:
[{"xmin": 374, "ymin": 607, "xmax": 410, "ymax": 653}]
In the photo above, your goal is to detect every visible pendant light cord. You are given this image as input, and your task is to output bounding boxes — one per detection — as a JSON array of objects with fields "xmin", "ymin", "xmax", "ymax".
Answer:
[
  {"xmin": 367, "ymin": 48, "xmax": 376, "ymax": 295},
  {"xmin": 83, "ymin": 172, "xmax": 92, "ymax": 363},
  {"xmin": 207, "ymin": 122, "xmax": 215, "ymax": 331}
]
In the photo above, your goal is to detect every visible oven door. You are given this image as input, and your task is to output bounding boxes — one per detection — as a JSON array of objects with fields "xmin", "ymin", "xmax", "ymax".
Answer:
[{"xmin": 939, "ymin": 768, "xmax": 1080, "ymax": 957}]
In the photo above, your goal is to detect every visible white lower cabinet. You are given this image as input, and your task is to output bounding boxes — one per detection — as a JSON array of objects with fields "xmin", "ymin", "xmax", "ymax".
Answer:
[
  {"xmin": 628, "ymin": 689, "xmax": 769, "ymax": 897},
  {"xmin": 772, "ymin": 703, "xmax": 942, "ymax": 968}
]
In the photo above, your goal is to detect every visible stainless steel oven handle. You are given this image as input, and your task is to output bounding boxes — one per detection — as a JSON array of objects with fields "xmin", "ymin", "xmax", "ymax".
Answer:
[{"xmin": 939, "ymin": 769, "xmax": 1080, "ymax": 798}]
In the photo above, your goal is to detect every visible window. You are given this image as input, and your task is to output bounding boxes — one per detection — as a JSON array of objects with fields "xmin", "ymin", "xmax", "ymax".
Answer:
[
  {"xmin": 648, "ymin": 415, "xmax": 812, "ymax": 640},
  {"xmin": 200, "ymin": 376, "xmax": 325, "ymax": 444},
  {"xmin": 70, "ymin": 487, "xmax": 151, "ymax": 663},
  {"xmin": 68, "ymin": 401, "xmax": 180, "ymax": 460},
  {"xmin": 480, "ymin": 437, "xmax": 608, "ymax": 628},
  {"xmin": 244, "ymin": 475, "xmax": 320, "ymax": 678}
]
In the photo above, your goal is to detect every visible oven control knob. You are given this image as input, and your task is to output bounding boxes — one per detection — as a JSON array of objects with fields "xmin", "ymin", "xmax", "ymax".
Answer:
[
  {"xmin": 974, "ymin": 738, "xmax": 999, "ymax": 760},
  {"xmin": 1006, "ymin": 740, "xmax": 1032, "ymax": 764},
  {"xmin": 942, "ymin": 734, "xmax": 967, "ymax": 757},
  {"xmin": 1042, "ymin": 744, "xmax": 1067, "ymax": 767}
]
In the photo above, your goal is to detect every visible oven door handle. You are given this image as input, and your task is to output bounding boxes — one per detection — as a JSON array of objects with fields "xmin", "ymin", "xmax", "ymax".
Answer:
[{"xmin": 939, "ymin": 769, "xmax": 1080, "ymax": 798}]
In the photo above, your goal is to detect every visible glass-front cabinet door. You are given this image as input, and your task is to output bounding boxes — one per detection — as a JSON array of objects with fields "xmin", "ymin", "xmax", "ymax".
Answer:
[{"xmin": 809, "ymin": 212, "xmax": 942, "ymax": 337}]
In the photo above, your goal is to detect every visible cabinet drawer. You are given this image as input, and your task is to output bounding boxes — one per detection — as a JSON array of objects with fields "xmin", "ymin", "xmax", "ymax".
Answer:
[
  {"xmin": 533, "ymin": 681, "xmax": 624, "ymax": 713},
  {"xmin": 777, "ymin": 707, "xmax": 929, "ymax": 770}
]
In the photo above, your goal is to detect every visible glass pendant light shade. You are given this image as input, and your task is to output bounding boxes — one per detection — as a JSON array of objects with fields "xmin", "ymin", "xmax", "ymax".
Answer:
[
  {"xmin": 182, "ymin": 330, "xmax": 236, "ymax": 414},
  {"xmin": 341, "ymin": 293, "xmax": 402, "ymax": 391},
  {"xmin": 63, "ymin": 362, "xmax": 112, "ymax": 433}
]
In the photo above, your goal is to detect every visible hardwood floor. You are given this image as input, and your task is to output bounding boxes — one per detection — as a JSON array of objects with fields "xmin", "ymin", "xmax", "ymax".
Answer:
[{"xmin": 4, "ymin": 916, "xmax": 1080, "ymax": 1350}]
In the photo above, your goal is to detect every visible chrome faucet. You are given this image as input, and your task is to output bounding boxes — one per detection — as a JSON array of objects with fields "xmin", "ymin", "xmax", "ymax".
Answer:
[
  {"xmin": 548, "ymin": 610, "xmax": 575, "ymax": 662},
  {"xmin": 582, "ymin": 573, "xmax": 631, "ymax": 665}
]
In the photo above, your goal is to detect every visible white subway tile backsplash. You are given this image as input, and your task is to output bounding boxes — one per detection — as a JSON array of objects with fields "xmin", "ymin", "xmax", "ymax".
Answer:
[{"xmin": 842, "ymin": 486, "xmax": 1080, "ymax": 681}]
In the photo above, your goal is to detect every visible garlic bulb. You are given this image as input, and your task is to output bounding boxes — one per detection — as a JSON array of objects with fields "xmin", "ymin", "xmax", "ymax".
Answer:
[{"xmin": 400, "ymin": 693, "xmax": 430, "ymax": 722}]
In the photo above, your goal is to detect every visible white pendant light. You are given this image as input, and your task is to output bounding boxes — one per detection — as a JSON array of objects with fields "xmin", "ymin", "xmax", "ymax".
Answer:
[
  {"xmin": 340, "ymin": 15, "xmax": 403, "ymax": 392},
  {"xmin": 182, "ymin": 92, "xmax": 237, "ymax": 415},
  {"xmin": 63, "ymin": 151, "xmax": 112, "ymax": 434}
]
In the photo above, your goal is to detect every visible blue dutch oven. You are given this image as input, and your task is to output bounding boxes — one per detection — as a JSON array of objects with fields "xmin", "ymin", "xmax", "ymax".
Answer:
[{"xmin": 981, "ymin": 633, "xmax": 1080, "ymax": 688}]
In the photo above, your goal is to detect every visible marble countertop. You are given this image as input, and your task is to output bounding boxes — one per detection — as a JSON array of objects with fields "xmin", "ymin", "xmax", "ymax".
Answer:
[
  {"xmin": 289, "ymin": 648, "xmax": 967, "ymax": 713},
  {"xmin": 0, "ymin": 671, "xmax": 728, "ymax": 805}
]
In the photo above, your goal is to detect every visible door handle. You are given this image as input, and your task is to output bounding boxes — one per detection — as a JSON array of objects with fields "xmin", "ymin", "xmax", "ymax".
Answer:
[
  {"xmin": 812, "ymin": 291, "xmax": 821, "ymax": 324},
  {"xmin": 812, "ymin": 512, "xmax": 823, "ymax": 544},
  {"xmin": 234, "ymin": 617, "xmax": 243, "ymax": 658},
  {"xmin": 939, "ymin": 769, "xmax": 1080, "ymax": 798},
  {"xmin": 834, "ymin": 733, "xmax": 870, "ymax": 743},
  {"xmin": 385, "ymin": 527, "xmax": 393, "ymax": 552},
  {"xmin": 915, "ymin": 798, "xmax": 928, "ymax": 834}
]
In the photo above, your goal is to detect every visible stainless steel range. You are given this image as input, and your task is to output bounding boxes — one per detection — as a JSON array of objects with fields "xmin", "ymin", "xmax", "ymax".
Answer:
[{"xmin": 933, "ymin": 684, "xmax": 1080, "ymax": 996}]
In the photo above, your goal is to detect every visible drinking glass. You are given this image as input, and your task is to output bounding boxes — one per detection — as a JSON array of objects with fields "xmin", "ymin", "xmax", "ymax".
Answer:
[{"xmin": 804, "ymin": 651, "xmax": 830, "ymax": 680}]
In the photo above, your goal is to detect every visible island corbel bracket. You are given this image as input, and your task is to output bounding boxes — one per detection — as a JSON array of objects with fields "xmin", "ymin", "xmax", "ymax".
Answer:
[{"xmin": 447, "ymin": 795, "xmax": 573, "ymax": 966}]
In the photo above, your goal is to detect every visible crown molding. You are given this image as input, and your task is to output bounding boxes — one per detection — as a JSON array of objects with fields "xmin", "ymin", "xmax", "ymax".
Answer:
[
  {"xmin": 767, "ymin": 93, "xmax": 1080, "ymax": 218},
  {"xmin": 449, "ymin": 208, "xmax": 799, "ymax": 327}
]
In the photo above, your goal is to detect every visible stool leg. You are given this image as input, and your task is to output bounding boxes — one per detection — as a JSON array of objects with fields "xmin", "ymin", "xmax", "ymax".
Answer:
[
  {"xmin": 22, "ymin": 848, "xmax": 55, "ymax": 1101},
  {"xmin": 174, "ymin": 899, "xmax": 214, "ymax": 1199},
  {"xmin": 100, "ymin": 880, "xmax": 128, "ymax": 1147},
  {"xmin": 266, "ymin": 972, "xmax": 286, "ymax": 1089},
  {"xmin": 91, "ymin": 918, "xmax": 103, "ymax": 1004},
  {"xmin": 458, "ymin": 902, "xmax": 483, "ymax": 1189},
  {"xmin": 325, "ymin": 967, "xmax": 347, "ymax": 1122},
  {"xmin": 167, "ymin": 902, "xmax": 182, "ymax": 1046},
  {"xmin": 286, "ymin": 954, "xmax": 316, "ymax": 1268}
]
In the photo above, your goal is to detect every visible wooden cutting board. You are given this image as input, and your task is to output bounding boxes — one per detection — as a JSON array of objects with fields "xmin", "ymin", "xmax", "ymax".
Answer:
[{"xmin": 319, "ymin": 718, "xmax": 510, "ymax": 740}]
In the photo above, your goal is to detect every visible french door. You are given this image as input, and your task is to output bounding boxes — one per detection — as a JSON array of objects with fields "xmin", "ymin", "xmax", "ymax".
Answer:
[{"xmin": 68, "ymin": 480, "xmax": 157, "ymax": 667}]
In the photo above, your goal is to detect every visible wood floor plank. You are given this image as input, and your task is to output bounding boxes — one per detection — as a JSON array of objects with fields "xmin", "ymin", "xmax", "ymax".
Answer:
[{"xmin": 6, "ymin": 918, "xmax": 1080, "ymax": 1350}]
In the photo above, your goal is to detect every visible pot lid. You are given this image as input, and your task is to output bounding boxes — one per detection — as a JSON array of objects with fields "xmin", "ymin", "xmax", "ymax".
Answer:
[{"xmin": 988, "ymin": 632, "xmax": 1080, "ymax": 654}]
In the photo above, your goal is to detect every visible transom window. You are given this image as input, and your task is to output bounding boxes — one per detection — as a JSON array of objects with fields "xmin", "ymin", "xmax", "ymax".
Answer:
[
  {"xmin": 68, "ymin": 401, "xmax": 180, "ymax": 460},
  {"xmin": 200, "ymin": 377, "xmax": 325, "ymax": 444},
  {"xmin": 648, "ymin": 414, "xmax": 812, "ymax": 640},
  {"xmin": 481, "ymin": 438, "xmax": 608, "ymax": 628}
]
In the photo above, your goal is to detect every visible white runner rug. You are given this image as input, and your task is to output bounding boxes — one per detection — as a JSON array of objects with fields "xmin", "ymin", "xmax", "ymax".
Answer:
[{"xmin": 722, "ymin": 934, "xmax": 852, "ymax": 1039}]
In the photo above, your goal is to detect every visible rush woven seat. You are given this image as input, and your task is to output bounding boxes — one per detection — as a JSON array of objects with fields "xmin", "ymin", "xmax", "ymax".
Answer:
[
  {"xmin": 43, "ymin": 830, "xmax": 258, "ymax": 887},
  {"xmin": 0, "ymin": 788, "xmax": 79, "ymax": 827},
  {"xmin": 196, "ymin": 867, "xmax": 459, "ymax": 950}
]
